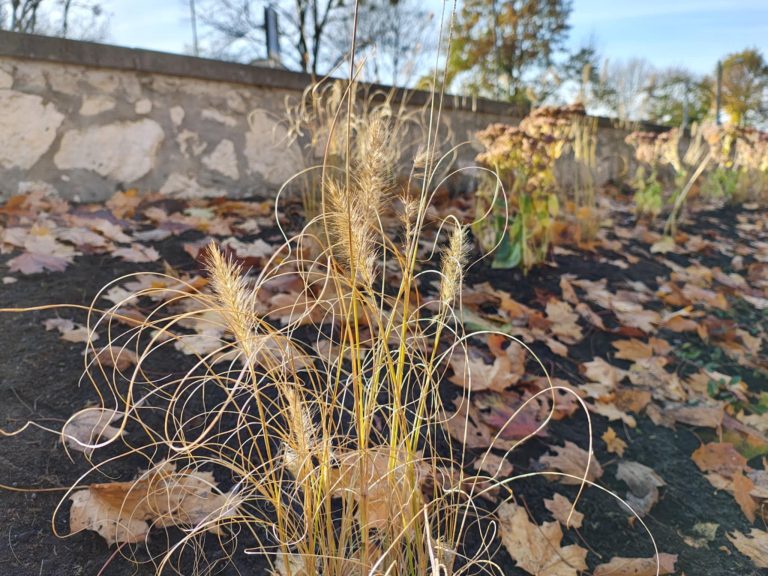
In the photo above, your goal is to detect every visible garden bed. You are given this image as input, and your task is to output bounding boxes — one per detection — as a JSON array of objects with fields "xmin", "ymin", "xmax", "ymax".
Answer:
[{"xmin": 0, "ymin": 190, "xmax": 767, "ymax": 576}]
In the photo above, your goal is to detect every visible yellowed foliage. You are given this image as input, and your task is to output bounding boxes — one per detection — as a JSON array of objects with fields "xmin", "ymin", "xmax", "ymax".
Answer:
[{"xmin": 602, "ymin": 427, "xmax": 627, "ymax": 457}]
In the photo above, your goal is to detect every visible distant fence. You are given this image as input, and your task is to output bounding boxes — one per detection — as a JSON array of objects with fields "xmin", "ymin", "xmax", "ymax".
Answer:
[{"xmin": 0, "ymin": 31, "xmax": 658, "ymax": 201}]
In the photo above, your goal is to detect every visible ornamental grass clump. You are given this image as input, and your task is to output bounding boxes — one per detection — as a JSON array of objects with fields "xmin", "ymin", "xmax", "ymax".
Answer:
[
  {"xmin": 282, "ymin": 79, "xmax": 439, "ymax": 222},
  {"xmin": 7, "ymin": 69, "xmax": 567, "ymax": 575}
]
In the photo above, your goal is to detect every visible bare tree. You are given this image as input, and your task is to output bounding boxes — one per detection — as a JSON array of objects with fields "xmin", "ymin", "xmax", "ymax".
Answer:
[
  {"xmin": 198, "ymin": 0, "xmax": 357, "ymax": 75},
  {"xmin": 0, "ymin": 0, "xmax": 108, "ymax": 40},
  {"xmin": 595, "ymin": 57, "xmax": 656, "ymax": 121},
  {"xmin": 352, "ymin": 0, "xmax": 436, "ymax": 86}
]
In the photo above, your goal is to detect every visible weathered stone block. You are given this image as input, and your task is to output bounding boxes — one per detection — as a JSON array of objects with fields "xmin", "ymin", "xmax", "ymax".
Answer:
[
  {"xmin": 54, "ymin": 119, "xmax": 164, "ymax": 183},
  {"xmin": 0, "ymin": 90, "xmax": 64, "ymax": 170}
]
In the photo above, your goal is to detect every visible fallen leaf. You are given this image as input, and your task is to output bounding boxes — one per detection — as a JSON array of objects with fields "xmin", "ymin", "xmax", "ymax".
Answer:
[
  {"xmin": 614, "ymin": 309, "xmax": 660, "ymax": 334},
  {"xmin": 497, "ymin": 502, "xmax": 588, "ymax": 576},
  {"xmin": 691, "ymin": 443, "xmax": 747, "ymax": 478},
  {"xmin": 667, "ymin": 404, "xmax": 724, "ymax": 429},
  {"xmin": 8, "ymin": 251, "xmax": 71, "ymax": 274},
  {"xmin": 733, "ymin": 470, "xmax": 758, "ymax": 523},
  {"xmin": 43, "ymin": 318, "xmax": 94, "ymax": 343},
  {"xmin": 546, "ymin": 300, "xmax": 583, "ymax": 344},
  {"xmin": 539, "ymin": 441, "xmax": 603, "ymax": 485},
  {"xmin": 328, "ymin": 447, "xmax": 426, "ymax": 532},
  {"xmin": 612, "ymin": 339, "xmax": 653, "ymax": 361},
  {"xmin": 593, "ymin": 553, "xmax": 677, "ymax": 575},
  {"xmin": 106, "ymin": 189, "xmax": 142, "ymax": 218},
  {"xmin": 449, "ymin": 337, "xmax": 525, "ymax": 392},
  {"xmin": 69, "ymin": 461, "xmax": 237, "ymax": 545},
  {"xmin": 575, "ymin": 302, "xmax": 607, "ymax": 330},
  {"xmin": 602, "ymin": 427, "xmax": 627, "ymax": 457},
  {"xmin": 728, "ymin": 529, "xmax": 768, "ymax": 568},
  {"xmin": 444, "ymin": 400, "xmax": 495, "ymax": 449},
  {"xmin": 112, "ymin": 243, "xmax": 161, "ymax": 263},
  {"xmin": 613, "ymin": 388, "xmax": 653, "ymax": 413},
  {"xmin": 475, "ymin": 391, "xmax": 550, "ymax": 440},
  {"xmin": 62, "ymin": 407, "xmax": 123, "ymax": 455},
  {"xmin": 544, "ymin": 493, "xmax": 584, "ymax": 529},
  {"xmin": 616, "ymin": 461, "xmax": 665, "ymax": 517},
  {"xmin": 559, "ymin": 277, "xmax": 579, "ymax": 305},
  {"xmin": 473, "ymin": 453, "xmax": 513, "ymax": 477},
  {"xmin": 581, "ymin": 358, "xmax": 627, "ymax": 388},
  {"xmin": 683, "ymin": 522, "xmax": 719, "ymax": 548},
  {"xmin": 92, "ymin": 346, "xmax": 139, "ymax": 372}
]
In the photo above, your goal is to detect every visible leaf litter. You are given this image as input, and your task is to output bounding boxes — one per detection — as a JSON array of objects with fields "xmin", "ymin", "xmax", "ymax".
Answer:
[{"xmin": 1, "ymin": 189, "xmax": 768, "ymax": 573}]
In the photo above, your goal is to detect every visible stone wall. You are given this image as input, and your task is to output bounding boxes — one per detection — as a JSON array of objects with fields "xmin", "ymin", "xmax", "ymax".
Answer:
[{"xmin": 0, "ymin": 32, "xmax": 648, "ymax": 202}]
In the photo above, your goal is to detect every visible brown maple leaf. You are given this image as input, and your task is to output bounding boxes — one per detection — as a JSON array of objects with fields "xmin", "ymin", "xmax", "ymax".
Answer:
[
  {"xmin": 593, "ymin": 553, "xmax": 677, "ymax": 576},
  {"xmin": 539, "ymin": 441, "xmax": 603, "ymax": 485},
  {"xmin": 498, "ymin": 502, "xmax": 587, "ymax": 576},
  {"xmin": 69, "ymin": 462, "xmax": 238, "ymax": 546}
]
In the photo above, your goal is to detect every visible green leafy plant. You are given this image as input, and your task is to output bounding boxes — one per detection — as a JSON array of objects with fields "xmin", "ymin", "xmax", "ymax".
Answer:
[{"xmin": 631, "ymin": 166, "xmax": 664, "ymax": 219}]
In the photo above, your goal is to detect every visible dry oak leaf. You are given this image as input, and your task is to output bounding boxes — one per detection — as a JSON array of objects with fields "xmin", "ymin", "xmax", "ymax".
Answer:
[
  {"xmin": 70, "ymin": 462, "xmax": 237, "ymax": 546},
  {"xmin": 593, "ymin": 553, "xmax": 677, "ymax": 576},
  {"xmin": 498, "ymin": 502, "xmax": 587, "ymax": 576},
  {"xmin": 544, "ymin": 493, "xmax": 584, "ymax": 529},
  {"xmin": 539, "ymin": 441, "xmax": 603, "ymax": 485},
  {"xmin": 62, "ymin": 407, "xmax": 123, "ymax": 455},
  {"xmin": 728, "ymin": 528, "xmax": 768, "ymax": 568}
]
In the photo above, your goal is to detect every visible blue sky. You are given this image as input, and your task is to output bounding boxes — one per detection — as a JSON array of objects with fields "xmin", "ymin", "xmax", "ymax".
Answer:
[
  {"xmin": 568, "ymin": 0, "xmax": 768, "ymax": 75},
  {"xmin": 108, "ymin": 0, "xmax": 768, "ymax": 76}
]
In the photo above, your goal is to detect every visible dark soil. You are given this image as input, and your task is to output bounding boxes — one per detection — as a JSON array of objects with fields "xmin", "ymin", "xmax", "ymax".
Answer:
[{"xmin": 1, "ymin": 203, "xmax": 766, "ymax": 575}]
